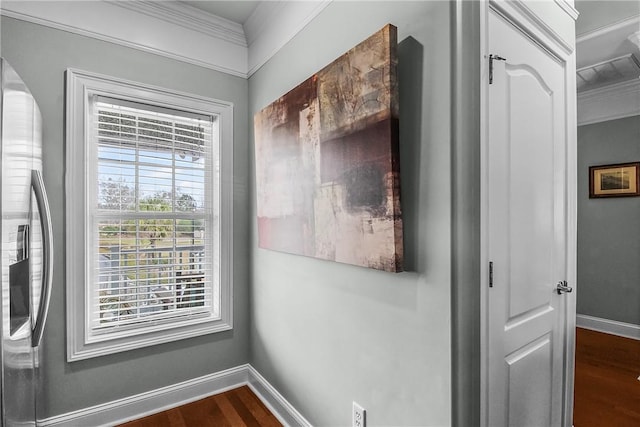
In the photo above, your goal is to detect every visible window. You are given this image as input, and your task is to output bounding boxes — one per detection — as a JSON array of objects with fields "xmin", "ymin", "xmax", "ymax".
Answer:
[{"xmin": 66, "ymin": 69, "xmax": 233, "ymax": 361}]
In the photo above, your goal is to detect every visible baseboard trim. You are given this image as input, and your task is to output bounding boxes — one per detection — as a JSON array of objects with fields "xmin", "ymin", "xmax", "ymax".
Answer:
[
  {"xmin": 247, "ymin": 366, "xmax": 312, "ymax": 427},
  {"xmin": 37, "ymin": 364, "xmax": 311, "ymax": 427},
  {"xmin": 576, "ymin": 314, "xmax": 640, "ymax": 341}
]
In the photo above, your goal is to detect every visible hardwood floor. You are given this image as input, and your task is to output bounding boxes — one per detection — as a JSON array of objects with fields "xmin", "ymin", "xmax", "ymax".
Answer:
[
  {"xmin": 116, "ymin": 328, "xmax": 639, "ymax": 427},
  {"xmin": 574, "ymin": 327, "xmax": 640, "ymax": 427},
  {"xmin": 119, "ymin": 386, "xmax": 283, "ymax": 427}
]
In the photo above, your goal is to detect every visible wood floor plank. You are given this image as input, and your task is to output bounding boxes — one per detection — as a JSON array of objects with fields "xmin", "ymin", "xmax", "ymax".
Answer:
[
  {"xmin": 214, "ymin": 393, "xmax": 246, "ymax": 426},
  {"xmin": 236, "ymin": 386, "xmax": 283, "ymax": 427},
  {"xmin": 225, "ymin": 389, "xmax": 262, "ymax": 427},
  {"xmin": 180, "ymin": 395, "xmax": 229, "ymax": 427},
  {"xmin": 166, "ymin": 409, "xmax": 187, "ymax": 427},
  {"xmin": 121, "ymin": 411, "xmax": 171, "ymax": 427},
  {"xmin": 119, "ymin": 386, "xmax": 282, "ymax": 427},
  {"xmin": 574, "ymin": 327, "xmax": 640, "ymax": 427}
]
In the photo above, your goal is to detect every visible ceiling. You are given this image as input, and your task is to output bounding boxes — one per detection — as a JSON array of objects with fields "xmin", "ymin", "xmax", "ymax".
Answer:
[
  {"xmin": 180, "ymin": 0, "xmax": 261, "ymax": 24},
  {"xmin": 575, "ymin": 0, "xmax": 640, "ymax": 36},
  {"xmin": 178, "ymin": 0, "xmax": 639, "ymax": 93},
  {"xmin": 182, "ymin": 0, "xmax": 640, "ymax": 35},
  {"xmin": 575, "ymin": 0, "xmax": 640, "ymax": 92}
]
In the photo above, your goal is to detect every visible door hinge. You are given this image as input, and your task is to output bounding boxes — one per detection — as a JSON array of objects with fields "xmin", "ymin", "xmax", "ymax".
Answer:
[
  {"xmin": 489, "ymin": 261, "xmax": 494, "ymax": 288},
  {"xmin": 489, "ymin": 54, "xmax": 507, "ymax": 84}
]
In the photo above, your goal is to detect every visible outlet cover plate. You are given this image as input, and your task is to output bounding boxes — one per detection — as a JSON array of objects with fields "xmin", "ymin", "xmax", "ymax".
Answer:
[{"xmin": 353, "ymin": 401, "xmax": 366, "ymax": 427}]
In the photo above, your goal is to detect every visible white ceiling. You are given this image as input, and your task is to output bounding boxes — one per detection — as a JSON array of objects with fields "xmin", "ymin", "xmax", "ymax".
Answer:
[
  {"xmin": 575, "ymin": 0, "xmax": 640, "ymax": 36},
  {"xmin": 575, "ymin": 0, "xmax": 640, "ymax": 92},
  {"xmin": 180, "ymin": 0, "xmax": 261, "ymax": 24}
]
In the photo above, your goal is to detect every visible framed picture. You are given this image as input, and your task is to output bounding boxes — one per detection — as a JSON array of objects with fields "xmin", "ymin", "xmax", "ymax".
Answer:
[{"xmin": 589, "ymin": 162, "xmax": 640, "ymax": 198}]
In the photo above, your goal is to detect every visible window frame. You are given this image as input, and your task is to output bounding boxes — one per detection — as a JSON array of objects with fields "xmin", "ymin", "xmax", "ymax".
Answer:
[{"xmin": 66, "ymin": 69, "xmax": 233, "ymax": 361}]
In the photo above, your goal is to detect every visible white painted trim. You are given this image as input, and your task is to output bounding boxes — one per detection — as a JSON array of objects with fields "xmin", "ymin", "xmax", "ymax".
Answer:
[
  {"xmin": 37, "ymin": 364, "xmax": 311, "ymax": 427},
  {"xmin": 37, "ymin": 366, "xmax": 246, "ymax": 427},
  {"xmin": 65, "ymin": 68, "xmax": 234, "ymax": 361},
  {"xmin": 576, "ymin": 314, "xmax": 640, "ymax": 341},
  {"xmin": 1, "ymin": 0, "xmax": 334, "ymax": 79},
  {"xmin": 554, "ymin": 0, "xmax": 579, "ymax": 21},
  {"xmin": 245, "ymin": 0, "xmax": 332, "ymax": 77},
  {"xmin": 479, "ymin": 1, "xmax": 490, "ymax": 424},
  {"xmin": 247, "ymin": 366, "xmax": 313, "ymax": 427},
  {"xmin": 563, "ymin": 37, "xmax": 578, "ymax": 427},
  {"xmin": 0, "ymin": 1, "xmax": 248, "ymax": 77},
  {"xmin": 577, "ymin": 79, "xmax": 640, "ymax": 126},
  {"xmin": 576, "ymin": 14, "xmax": 640, "ymax": 43},
  {"xmin": 489, "ymin": 0, "xmax": 574, "ymax": 58},
  {"xmin": 628, "ymin": 31, "xmax": 640, "ymax": 50},
  {"xmin": 107, "ymin": 0, "xmax": 247, "ymax": 47},
  {"xmin": 244, "ymin": 1, "xmax": 286, "ymax": 48},
  {"xmin": 575, "ymin": 13, "xmax": 640, "ymax": 72}
]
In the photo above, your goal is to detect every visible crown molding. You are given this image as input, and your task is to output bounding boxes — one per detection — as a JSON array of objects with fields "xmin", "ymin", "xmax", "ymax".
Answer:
[
  {"xmin": 629, "ymin": 31, "xmax": 640, "ymax": 49},
  {"xmin": 577, "ymin": 14, "xmax": 640, "ymax": 43},
  {"xmin": 107, "ymin": 1, "xmax": 247, "ymax": 47},
  {"xmin": 244, "ymin": 1, "xmax": 287, "ymax": 47},
  {"xmin": 554, "ymin": 0, "xmax": 579, "ymax": 21},
  {"xmin": 1, "ymin": 0, "xmax": 248, "ymax": 77},
  {"xmin": 245, "ymin": 0, "xmax": 332, "ymax": 77},
  {"xmin": 1, "ymin": 0, "xmax": 335, "ymax": 79},
  {"xmin": 576, "ymin": 13, "xmax": 640, "ymax": 70},
  {"xmin": 578, "ymin": 79, "xmax": 640, "ymax": 126}
]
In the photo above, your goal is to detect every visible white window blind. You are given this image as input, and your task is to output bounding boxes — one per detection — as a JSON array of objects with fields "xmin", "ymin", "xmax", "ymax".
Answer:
[
  {"xmin": 90, "ymin": 96, "xmax": 219, "ymax": 335},
  {"xmin": 67, "ymin": 69, "xmax": 232, "ymax": 361}
]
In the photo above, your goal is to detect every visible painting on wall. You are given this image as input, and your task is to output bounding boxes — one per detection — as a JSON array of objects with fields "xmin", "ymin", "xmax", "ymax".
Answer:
[
  {"xmin": 589, "ymin": 162, "xmax": 640, "ymax": 198},
  {"xmin": 254, "ymin": 24, "xmax": 403, "ymax": 272}
]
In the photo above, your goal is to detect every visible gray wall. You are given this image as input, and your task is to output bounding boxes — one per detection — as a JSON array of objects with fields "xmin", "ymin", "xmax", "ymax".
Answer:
[
  {"xmin": 577, "ymin": 115, "xmax": 640, "ymax": 325},
  {"xmin": 1, "ymin": 16, "xmax": 251, "ymax": 418},
  {"xmin": 249, "ymin": 2, "xmax": 452, "ymax": 425}
]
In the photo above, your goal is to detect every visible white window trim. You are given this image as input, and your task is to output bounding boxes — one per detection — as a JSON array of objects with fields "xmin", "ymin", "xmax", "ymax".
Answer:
[{"xmin": 65, "ymin": 68, "xmax": 233, "ymax": 361}]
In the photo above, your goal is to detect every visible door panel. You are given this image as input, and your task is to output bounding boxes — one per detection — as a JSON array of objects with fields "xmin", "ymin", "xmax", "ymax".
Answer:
[
  {"xmin": 487, "ymin": 9, "xmax": 568, "ymax": 427},
  {"xmin": 506, "ymin": 334, "xmax": 553, "ymax": 427},
  {"xmin": 506, "ymin": 67, "xmax": 555, "ymax": 321}
]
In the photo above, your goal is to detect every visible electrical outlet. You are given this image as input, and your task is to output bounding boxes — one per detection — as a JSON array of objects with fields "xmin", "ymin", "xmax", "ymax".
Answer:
[{"xmin": 353, "ymin": 401, "xmax": 366, "ymax": 427}]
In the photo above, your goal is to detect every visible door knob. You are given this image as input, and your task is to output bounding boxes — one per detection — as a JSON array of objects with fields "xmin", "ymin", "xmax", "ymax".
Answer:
[{"xmin": 556, "ymin": 280, "xmax": 573, "ymax": 295}]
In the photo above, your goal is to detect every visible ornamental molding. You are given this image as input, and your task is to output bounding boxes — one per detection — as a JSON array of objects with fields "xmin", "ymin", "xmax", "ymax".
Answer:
[
  {"xmin": 578, "ymin": 78, "xmax": 640, "ymax": 126},
  {"xmin": 108, "ymin": 1, "xmax": 247, "ymax": 47},
  {"xmin": 0, "ymin": 0, "xmax": 333, "ymax": 78}
]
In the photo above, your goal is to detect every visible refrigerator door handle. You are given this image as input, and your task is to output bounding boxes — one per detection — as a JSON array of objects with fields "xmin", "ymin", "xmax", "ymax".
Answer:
[{"xmin": 31, "ymin": 169, "xmax": 54, "ymax": 348}]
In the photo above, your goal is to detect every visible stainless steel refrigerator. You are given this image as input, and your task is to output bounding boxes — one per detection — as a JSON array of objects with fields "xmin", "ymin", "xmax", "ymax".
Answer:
[{"xmin": 0, "ymin": 58, "xmax": 53, "ymax": 426}]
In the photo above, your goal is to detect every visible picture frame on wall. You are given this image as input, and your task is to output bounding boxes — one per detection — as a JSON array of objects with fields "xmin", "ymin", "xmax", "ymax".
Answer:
[{"xmin": 589, "ymin": 162, "xmax": 640, "ymax": 198}]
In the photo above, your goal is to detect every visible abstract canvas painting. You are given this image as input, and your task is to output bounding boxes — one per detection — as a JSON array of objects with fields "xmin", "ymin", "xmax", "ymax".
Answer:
[{"xmin": 254, "ymin": 24, "xmax": 403, "ymax": 272}]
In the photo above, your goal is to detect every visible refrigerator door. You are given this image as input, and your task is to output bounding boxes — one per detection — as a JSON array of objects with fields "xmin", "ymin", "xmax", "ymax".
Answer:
[{"xmin": 1, "ymin": 58, "xmax": 39, "ymax": 427}]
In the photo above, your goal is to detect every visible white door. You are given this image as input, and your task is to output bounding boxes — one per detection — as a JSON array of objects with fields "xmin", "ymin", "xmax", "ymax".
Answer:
[{"xmin": 486, "ymin": 9, "xmax": 571, "ymax": 427}]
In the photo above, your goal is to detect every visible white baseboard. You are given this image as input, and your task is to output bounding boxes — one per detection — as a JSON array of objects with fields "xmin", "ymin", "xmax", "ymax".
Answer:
[
  {"xmin": 576, "ymin": 314, "xmax": 640, "ymax": 341},
  {"xmin": 37, "ymin": 364, "xmax": 311, "ymax": 427},
  {"xmin": 247, "ymin": 366, "xmax": 312, "ymax": 427}
]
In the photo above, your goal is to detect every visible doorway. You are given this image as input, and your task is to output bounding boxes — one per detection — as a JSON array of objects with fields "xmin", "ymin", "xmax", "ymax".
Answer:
[
  {"xmin": 478, "ymin": 1, "xmax": 577, "ymax": 426},
  {"xmin": 573, "ymin": 1, "xmax": 640, "ymax": 425}
]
